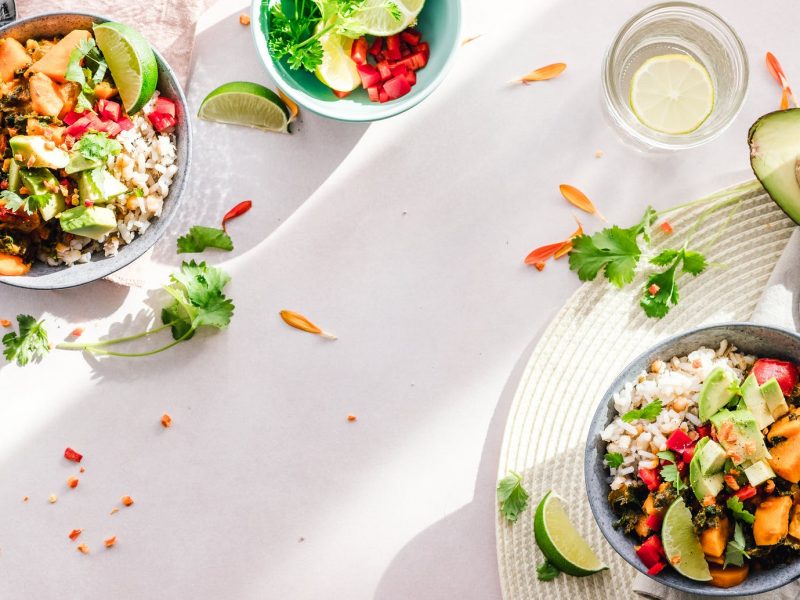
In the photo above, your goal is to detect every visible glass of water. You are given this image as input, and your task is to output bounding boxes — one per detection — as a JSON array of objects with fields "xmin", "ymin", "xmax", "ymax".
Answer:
[{"xmin": 602, "ymin": 2, "xmax": 748, "ymax": 151}]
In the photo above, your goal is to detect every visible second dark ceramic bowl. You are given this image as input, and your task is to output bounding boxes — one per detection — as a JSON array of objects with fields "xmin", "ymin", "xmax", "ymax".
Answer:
[{"xmin": 585, "ymin": 323, "xmax": 800, "ymax": 596}]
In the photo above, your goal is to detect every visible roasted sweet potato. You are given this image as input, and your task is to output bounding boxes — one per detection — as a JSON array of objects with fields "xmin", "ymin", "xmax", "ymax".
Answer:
[
  {"xmin": 0, "ymin": 252, "xmax": 30, "ymax": 276},
  {"xmin": 28, "ymin": 72, "xmax": 63, "ymax": 117},
  {"xmin": 789, "ymin": 504, "xmax": 800, "ymax": 541},
  {"xmin": 754, "ymin": 495, "xmax": 792, "ymax": 545},
  {"xmin": 28, "ymin": 30, "xmax": 91, "ymax": 82},
  {"xmin": 709, "ymin": 564, "xmax": 749, "ymax": 588},
  {"xmin": 767, "ymin": 409, "xmax": 800, "ymax": 442},
  {"xmin": 0, "ymin": 38, "xmax": 31, "ymax": 82},
  {"xmin": 769, "ymin": 435, "xmax": 800, "ymax": 483},
  {"xmin": 93, "ymin": 81, "xmax": 118, "ymax": 100},
  {"xmin": 700, "ymin": 516, "xmax": 730, "ymax": 558},
  {"xmin": 57, "ymin": 81, "xmax": 80, "ymax": 117}
]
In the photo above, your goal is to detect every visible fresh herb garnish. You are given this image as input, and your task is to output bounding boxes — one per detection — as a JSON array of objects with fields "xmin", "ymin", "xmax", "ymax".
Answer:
[
  {"xmin": 2, "ymin": 314, "xmax": 50, "ymax": 366},
  {"xmin": 177, "ymin": 226, "xmax": 234, "ymax": 254},
  {"xmin": 724, "ymin": 521, "xmax": 750, "ymax": 567},
  {"xmin": 726, "ymin": 496, "xmax": 755, "ymax": 525},
  {"xmin": 604, "ymin": 452, "xmax": 624, "ymax": 469},
  {"xmin": 65, "ymin": 38, "xmax": 107, "ymax": 111},
  {"xmin": 74, "ymin": 132, "xmax": 121, "ymax": 162},
  {"xmin": 660, "ymin": 463, "xmax": 684, "ymax": 492},
  {"xmin": 536, "ymin": 560, "xmax": 561, "ymax": 581},
  {"xmin": 496, "ymin": 470, "xmax": 529, "ymax": 523},
  {"xmin": 0, "ymin": 190, "xmax": 49, "ymax": 216},
  {"xmin": 656, "ymin": 450, "xmax": 676, "ymax": 463},
  {"xmin": 640, "ymin": 248, "xmax": 707, "ymax": 318},
  {"xmin": 621, "ymin": 399, "xmax": 662, "ymax": 423}
]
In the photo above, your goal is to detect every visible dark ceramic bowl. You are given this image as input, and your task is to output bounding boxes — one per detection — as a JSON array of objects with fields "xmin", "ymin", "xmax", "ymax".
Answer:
[
  {"xmin": 0, "ymin": 11, "xmax": 190, "ymax": 289},
  {"xmin": 585, "ymin": 323, "xmax": 800, "ymax": 596}
]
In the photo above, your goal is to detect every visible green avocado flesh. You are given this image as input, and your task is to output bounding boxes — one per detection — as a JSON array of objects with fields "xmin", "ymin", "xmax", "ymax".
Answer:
[
  {"xmin": 749, "ymin": 108, "xmax": 800, "ymax": 224},
  {"xmin": 58, "ymin": 205, "xmax": 117, "ymax": 241}
]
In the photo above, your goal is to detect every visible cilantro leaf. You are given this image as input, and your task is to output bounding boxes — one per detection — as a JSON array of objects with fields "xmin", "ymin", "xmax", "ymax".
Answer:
[
  {"xmin": 681, "ymin": 250, "xmax": 707, "ymax": 275},
  {"xmin": 1, "ymin": 190, "xmax": 49, "ymax": 215},
  {"xmin": 724, "ymin": 522, "xmax": 750, "ymax": 567},
  {"xmin": 176, "ymin": 226, "xmax": 234, "ymax": 254},
  {"xmin": 657, "ymin": 450, "xmax": 677, "ymax": 463},
  {"xmin": 641, "ymin": 262, "xmax": 680, "ymax": 319},
  {"xmin": 726, "ymin": 496, "xmax": 755, "ymax": 525},
  {"xmin": 64, "ymin": 39, "xmax": 100, "ymax": 109},
  {"xmin": 568, "ymin": 226, "xmax": 642, "ymax": 287},
  {"xmin": 636, "ymin": 206, "xmax": 658, "ymax": 243},
  {"xmin": 75, "ymin": 133, "xmax": 121, "ymax": 162},
  {"xmin": 536, "ymin": 560, "xmax": 561, "ymax": 581},
  {"xmin": 162, "ymin": 260, "xmax": 234, "ymax": 340},
  {"xmin": 650, "ymin": 249, "xmax": 679, "ymax": 266},
  {"xmin": 622, "ymin": 399, "xmax": 662, "ymax": 423},
  {"xmin": 497, "ymin": 470, "xmax": 529, "ymax": 523},
  {"xmin": 2, "ymin": 314, "xmax": 50, "ymax": 366},
  {"xmin": 660, "ymin": 463, "xmax": 684, "ymax": 492},
  {"xmin": 604, "ymin": 452, "xmax": 624, "ymax": 469}
]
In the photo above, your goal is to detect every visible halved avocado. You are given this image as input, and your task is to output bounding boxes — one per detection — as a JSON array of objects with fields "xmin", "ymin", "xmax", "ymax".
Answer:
[{"xmin": 749, "ymin": 108, "xmax": 800, "ymax": 224}]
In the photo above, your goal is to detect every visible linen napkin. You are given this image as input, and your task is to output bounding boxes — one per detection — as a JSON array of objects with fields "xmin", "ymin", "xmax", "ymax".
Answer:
[{"xmin": 633, "ymin": 227, "xmax": 800, "ymax": 599}]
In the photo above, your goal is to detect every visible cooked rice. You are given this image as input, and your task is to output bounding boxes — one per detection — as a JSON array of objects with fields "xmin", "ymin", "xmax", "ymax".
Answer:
[{"xmin": 601, "ymin": 340, "xmax": 755, "ymax": 490}]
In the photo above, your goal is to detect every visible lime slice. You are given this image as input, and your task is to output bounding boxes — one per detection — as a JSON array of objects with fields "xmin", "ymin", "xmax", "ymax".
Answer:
[
  {"xmin": 534, "ymin": 491, "xmax": 607, "ymax": 576},
  {"xmin": 93, "ymin": 22, "xmax": 158, "ymax": 115},
  {"xmin": 630, "ymin": 54, "xmax": 714, "ymax": 135},
  {"xmin": 341, "ymin": 0, "xmax": 426, "ymax": 36},
  {"xmin": 315, "ymin": 29, "xmax": 361, "ymax": 93},
  {"xmin": 661, "ymin": 498, "xmax": 712, "ymax": 581},
  {"xmin": 198, "ymin": 82, "xmax": 290, "ymax": 133}
]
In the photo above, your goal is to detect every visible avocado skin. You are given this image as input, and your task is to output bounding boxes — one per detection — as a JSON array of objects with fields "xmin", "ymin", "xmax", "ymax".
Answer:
[{"xmin": 58, "ymin": 205, "xmax": 117, "ymax": 241}]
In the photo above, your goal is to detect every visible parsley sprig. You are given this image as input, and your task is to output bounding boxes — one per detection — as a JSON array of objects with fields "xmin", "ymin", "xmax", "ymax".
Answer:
[
  {"xmin": 496, "ymin": 470, "xmax": 529, "ymax": 523},
  {"xmin": 2, "ymin": 315, "xmax": 50, "ymax": 366},
  {"xmin": 177, "ymin": 226, "xmax": 234, "ymax": 254}
]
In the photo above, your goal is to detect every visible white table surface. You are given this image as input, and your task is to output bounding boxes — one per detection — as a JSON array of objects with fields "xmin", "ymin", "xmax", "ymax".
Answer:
[{"xmin": 0, "ymin": 1, "xmax": 794, "ymax": 598}]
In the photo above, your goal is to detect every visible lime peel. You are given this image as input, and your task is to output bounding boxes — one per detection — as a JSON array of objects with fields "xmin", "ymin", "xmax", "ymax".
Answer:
[{"xmin": 198, "ymin": 82, "xmax": 290, "ymax": 133}]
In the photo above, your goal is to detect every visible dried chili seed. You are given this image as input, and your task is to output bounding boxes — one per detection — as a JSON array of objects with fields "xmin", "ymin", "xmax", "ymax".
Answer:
[
  {"xmin": 48, "ymin": 494, "xmax": 57, "ymax": 504},
  {"xmin": 0, "ymin": 319, "xmax": 11, "ymax": 327},
  {"xmin": 239, "ymin": 14, "xmax": 250, "ymax": 25},
  {"xmin": 121, "ymin": 496, "xmax": 134, "ymax": 507},
  {"xmin": 221, "ymin": 200, "xmax": 252, "ymax": 231},
  {"xmin": 161, "ymin": 413, "xmax": 172, "ymax": 428},
  {"xmin": 69, "ymin": 529, "xmax": 82, "ymax": 541},
  {"xmin": 79, "ymin": 467, "xmax": 85, "ymax": 473},
  {"xmin": 76, "ymin": 544, "xmax": 89, "ymax": 554},
  {"xmin": 67, "ymin": 476, "xmax": 79, "ymax": 489},
  {"xmin": 70, "ymin": 327, "xmax": 84, "ymax": 338},
  {"xmin": 659, "ymin": 221, "xmax": 673, "ymax": 234},
  {"xmin": 104, "ymin": 536, "xmax": 117, "ymax": 548},
  {"xmin": 22, "ymin": 496, "xmax": 28, "ymax": 502},
  {"xmin": 64, "ymin": 447, "xmax": 83, "ymax": 463},
  {"xmin": 347, "ymin": 415, "xmax": 357, "ymax": 422},
  {"xmin": 110, "ymin": 508, "xmax": 119, "ymax": 515}
]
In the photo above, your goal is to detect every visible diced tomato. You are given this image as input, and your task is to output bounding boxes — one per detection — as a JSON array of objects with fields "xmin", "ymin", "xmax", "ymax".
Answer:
[
  {"xmin": 367, "ymin": 86, "xmax": 380, "ymax": 102},
  {"xmin": 383, "ymin": 75, "xmax": 412, "ymax": 99},
  {"xmin": 404, "ymin": 70, "xmax": 416, "ymax": 86},
  {"xmin": 154, "ymin": 97, "xmax": 177, "ymax": 118},
  {"xmin": 415, "ymin": 41, "xmax": 430, "ymax": 59},
  {"xmin": 681, "ymin": 442, "xmax": 696, "ymax": 464},
  {"xmin": 350, "ymin": 36, "xmax": 368, "ymax": 65},
  {"xmin": 147, "ymin": 112, "xmax": 177, "ymax": 132},
  {"xmin": 376, "ymin": 61, "xmax": 392, "ymax": 81},
  {"xmin": 116, "ymin": 117, "xmax": 134, "ymax": 131},
  {"xmin": 62, "ymin": 110, "xmax": 84, "ymax": 125},
  {"xmin": 696, "ymin": 425, "xmax": 710, "ymax": 439},
  {"xmin": 645, "ymin": 513, "xmax": 663, "ymax": 532},
  {"xmin": 647, "ymin": 562, "xmax": 666, "ymax": 576},
  {"xmin": 357, "ymin": 64, "xmax": 381, "ymax": 89},
  {"xmin": 378, "ymin": 89, "xmax": 389, "ymax": 103},
  {"xmin": 389, "ymin": 64, "xmax": 408, "ymax": 78},
  {"xmin": 734, "ymin": 485, "xmax": 757, "ymax": 501},
  {"xmin": 385, "ymin": 34, "xmax": 401, "ymax": 60},
  {"xmin": 401, "ymin": 47, "xmax": 411, "ymax": 58},
  {"xmin": 410, "ymin": 51, "xmax": 428, "ymax": 69},
  {"xmin": 666, "ymin": 429, "xmax": 693, "ymax": 454},
  {"xmin": 97, "ymin": 99, "xmax": 121, "ymax": 122},
  {"xmin": 65, "ymin": 116, "xmax": 92, "ymax": 138},
  {"xmin": 636, "ymin": 535, "xmax": 665, "ymax": 568},
  {"xmin": 102, "ymin": 120, "xmax": 122, "ymax": 137},
  {"xmin": 638, "ymin": 467, "xmax": 660, "ymax": 491},
  {"xmin": 676, "ymin": 460, "xmax": 688, "ymax": 477},
  {"xmin": 332, "ymin": 89, "xmax": 351, "ymax": 99},
  {"xmin": 64, "ymin": 447, "xmax": 83, "ymax": 462},
  {"xmin": 368, "ymin": 37, "xmax": 382, "ymax": 56},
  {"xmin": 401, "ymin": 29, "xmax": 421, "ymax": 46},
  {"xmin": 753, "ymin": 358, "xmax": 798, "ymax": 396}
]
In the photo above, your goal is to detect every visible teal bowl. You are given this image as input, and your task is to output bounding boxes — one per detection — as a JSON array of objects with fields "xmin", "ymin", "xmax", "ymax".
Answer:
[{"xmin": 250, "ymin": 0, "xmax": 462, "ymax": 121}]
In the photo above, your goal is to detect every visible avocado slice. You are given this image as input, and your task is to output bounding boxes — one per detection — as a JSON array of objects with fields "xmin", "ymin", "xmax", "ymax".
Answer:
[
  {"xmin": 709, "ymin": 409, "xmax": 770, "ymax": 465},
  {"xmin": 698, "ymin": 367, "xmax": 736, "ymax": 422},
  {"xmin": 689, "ymin": 437, "xmax": 725, "ymax": 501},
  {"xmin": 9, "ymin": 135, "xmax": 69, "ymax": 169},
  {"xmin": 741, "ymin": 373, "xmax": 775, "ymax": 430},
  {"xmin": 761, "ymin": 378, "xmax": 789, "ymax": 419},
  {"xmin": 58, "ymin": 205, "xmax": 117, "ymax": 241},
  {"xmin": 697, "ymin": 438, "xmax": 727, "ymax": 474},
  {"xmin": 65, "ymin": 153, "xmax": 102, "ymax": 175},
  {"xmin": 76, "ymin": 168, "xmax": 127, "ymax": 205},
  {"xmin": 19, "ymin": 168, "xmax": 65, "ymax": 221},
  {"xmin": 749, "ymin": 109, "xmax": 800, "ymax": 224},
  {"xmin": 6, "ymin": 159, "xmax": 21, "ymax": 193}
]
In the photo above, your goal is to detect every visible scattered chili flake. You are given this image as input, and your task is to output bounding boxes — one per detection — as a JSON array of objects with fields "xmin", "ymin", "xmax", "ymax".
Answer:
[
  {"xmin": 22, "ymin": 496, "xmax": 28, "ymax": 502},
  {"xmin": 347, "ymin": 414, "xmax": 357, "ymax": 422},
  {"xmin": 239, "ymin": 13, "xmax": 250, "ymax": 25},
  {"xmin": 76, "ymin": 544, "xmax": 89, "ymax": 554},
  {"xmin": 68, "ymin": 529, "xmax": 82, "ymax": 541},
  {"xmin": 0, "ymin": 180, "xmax": 6, "ymax": 190},
  {"xmin": 110, "ymin": 508, "xmax": 120, "ymax": 515},
  {"xmin": 648, "ymin": 284, "xmax": 660, "ymax": 296},
  {"xmin": 533, "ymin": 261, "xmax": 546, "ymax": 271},
  {"xmin": 64, "ymin": 447, "xmax": 83, "ymax": 463},
  {"xmin": 659, "ymin": 221, "xmax": 673, "ymax": 234},
  {"xmin": 121, "ymin": 495, "xmax": 134, "ymax": 507},
  {"xmin": 67, "ymin": 476, "xmax": 79, "ymax": 489},
  {"xmin": 221, "ymin": 200, "xmax": 252, "ymax": 231},
  {"xmin": 161, "ymin": 413, "xmax": 172, "ymax": 428},
  {"xmin": 104, "ymin": 536, "xmax": 117, "ymax": 548},
  {"xmin": 0, "ymin": 319, "xmax": 11, "ymax": 327},
  {"xmin": 70, "ymin": 327, "xmax": 84, "ymax": 338},
  {"xmin": 595, "ymin": 150, "xmax": 604, "ymax": 158},
  {"xmin": 724, "ymin": 475, "xmax": 740, "ymax": 491},
  {"xmin": 79, "ymin": 467, "xmax": 85, "ymax": 473},
  {"xmin": 48, "ymin": 494, "xmax": 57, "ymax": 504}
]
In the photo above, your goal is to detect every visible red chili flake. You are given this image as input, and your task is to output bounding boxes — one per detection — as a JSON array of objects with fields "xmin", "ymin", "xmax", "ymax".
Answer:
[
  {"xmin": 70, "ymin": 327, "xmax": 84, "ymax": 338},
  {"xmin": 347, "ymin": 414, "xmax": 357, "ymax": 422},
  {"xmin": 76, "ymin": 544, "xmax": 89, "ymax": 554},
  {"xmin": 79, "ymin": 466, "xmax": 85, "ymax": 473},
  {"xmin": 161, "ymin": 413, "xmax": 172, "ymax": 428},
  {"xmin": 221, "ymin": 200, "xmax": 252, "ymax": 231},
  {"xmin": 659, "ymin": 221, "xmax": 673, "ymax": 234},
  {"xmin": 84, "ymin": 200, "xmax": 94, "ymax": 207},
  {"xmin": 0, "ymin": 319, "xmax": 11, "ymax": 328},
  {"xmin": 0, "ymin": 180, "xmax": 7, "ymax": 190},
  {"xmin": 648, "ymin": 284, "xmax": 660, "ymax": 296},
  {"xmin": 121, "ymin": 495, "xmax": 134, "ymax": 507},
  {"xmin": 67, "ymin": 476, "xmax": 79, "ymax": 489},
  {"xmin": 64, "ymin": 447, "xmax": 83, "ymax": 463},
  {"xmin": 533, "ymin": 261, "xmax": 546, "ymax": 271},
  {"xmin": 104, "ymin": 536, "xmax": 117, "ymax": 548},
  {"xmin": 22, "ymin": 496, "xmax": 28, "ymax": 502},
  {"xmin": 68, "ymin": 529, "xmax": 82, "ymax": 541}
]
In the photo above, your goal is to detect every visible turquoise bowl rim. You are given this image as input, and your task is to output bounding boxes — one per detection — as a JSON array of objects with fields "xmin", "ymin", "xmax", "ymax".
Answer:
[{"xmin": 249, "ymin": 0, "xmax": 462, "ymax": 122}]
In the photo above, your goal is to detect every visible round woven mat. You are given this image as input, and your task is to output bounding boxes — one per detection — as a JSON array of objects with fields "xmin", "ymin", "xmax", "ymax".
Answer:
[{"xmin": 496, "ymin": 183, "xmax": 795, "ymax": 600}]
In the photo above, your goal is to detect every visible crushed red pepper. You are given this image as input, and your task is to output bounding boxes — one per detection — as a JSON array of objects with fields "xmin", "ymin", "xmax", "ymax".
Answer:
[
  {"xmin": 161, "ymin": 413, "xmax": 172, "ymax": 428},
  {"xmin": 222, "ymin": 200, "xmax": 252, "ymax": 232},
  {"xmin": 68, "ymin": 529, "xmax": 82, "ymax": 541},
  {"xmin": 104, "ymin": 536, "xmax": 117, "ymax": 548},
  {"xmin": 64, "ymin": 447, "xmax": 83, "ymax": 463},
  {"xmin": 0, "ymin": 319, "xmax": 11, "ymax": 327},
  {"xmin": 121, "ymin": 495, "xmax": 134, "ymax": 507},
  {"xmin": 67, "ymin": 476, "xmax": 79, "ymax": 489}
]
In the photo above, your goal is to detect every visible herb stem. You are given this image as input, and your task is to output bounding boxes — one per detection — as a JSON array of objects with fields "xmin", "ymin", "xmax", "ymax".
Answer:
[
  {"xmin": 56, "ymin": 322, "xmax": 174, "ymax": 350},
  {"xmin": 78, "ymin": 331, "xmax": 193, "ymax": 358},
  {"xmin": 657, "ymin": 180, "xmax": 761, "ymax": 217},
  {"xmin": 293, "ymin": 21, "xmax": 336, "ymax": 49}
]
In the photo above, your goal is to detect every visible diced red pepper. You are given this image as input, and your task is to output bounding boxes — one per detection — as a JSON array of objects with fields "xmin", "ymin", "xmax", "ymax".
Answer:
[
  {"xmin": 385, "ymin": 34, "xmax": 401, "ymax": 60},
  {"xmin": 378, "ymin": 89, "xmax": 389, "ymax": 103},
  {"xmin": 368, "ymin": 37, "xmax": 382, "ymax": 56},
  {"xmin": 383, "ymin": 75, "xmax": 412, "ymax": 99},
  {"xmin": 154, "ymin": 97, "xmax": 177, "ymax": 118},
  {"xmin": 415, "ymin": 41, "xmax": 430, "ymax": 59},
  {"xmin": 636, "ymin": 535, "xmax": 665, "ymax": 568},
  {"xmin": 647, "ymin": 562, "xmax": 667, "ymax": 576},
  {"xmin": 102, "ymin": 120, "xmax": 122, "ymax": 137},
  {"xmin": 645, "ymin": 513, "xmax": 663, "ymax": 532},
  {"xmin": 357, "ymin": 64, "xmax": 381, "ymax": 89},
  {"xmin": 734, "ymin": 485, "xmax": 757, "ymax": 501},
  {"xmin": 753, "ymin": 358, "xmax": 798, "ymax": 396},
  {"xmin": 401, "ymin": 29, "xmax": 421, "ymax": 46},
  {"xmin": 660, "ymin": 221, "xmax": 673, "ymax": 234},
  {"xmin": 376, "ymin": 61, "xmax": 392, "ymax": 81},
  {"xmin": 390, "ymin": 64, "xmax": 408, "ymax": 78},
  {"xmin": 62, "ymin": 110, "xmax": 84, "ymax": 125},
  {"xmin": 681, "ymin": 442, "xmax": 696, "ymax": 464},
  {"xmin": 410, "ymin": 51, "xmax": 428, "ymax": 69},
  {"xmin": 65, "ymin": 116, "xmax": 92, "ymax": 138},
  {"xmin": 367, "ymin": 86, "xmax": 380, "ymax": 103},
  {"xmin": 350, "ymin": 36, "xmax": 368, "ymax": 65},
  {"xmin": 116, "ymin": 117, "xmax": 134, "ymax": 132},
  {"xmin": 638, "ymin": 467, "xmax": 661, "ymax": 491},
  {"xmin": 696, "ymin": 425, "xmax": 710, "ymax": 439},
  {"xmin": 147, "ymin": 112, "xmax": 177, "ymax": 132},
  {"xmin": 666, "ymin": 429, "xmax": 693, "ymax": 454},
  {"xmin": 676, "ymin": 460, "xmax": 688, "ymax": 478},
  {"xmin": 404, "ymin": 70, "xmax": 416, "ymax": 86},
  {"xmin": 97, "ymin": 99, "xmax": 121, "ymax": 122},
  {"xmin": 64, "ymin": 447, "xmax": 83, "ymax": 463}
]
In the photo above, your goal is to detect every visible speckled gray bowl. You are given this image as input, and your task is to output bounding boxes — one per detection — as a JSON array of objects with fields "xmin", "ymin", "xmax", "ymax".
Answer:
[
  {"xmin": 0, "ymin": 12, "xmax": 190, "ymax": 289},
  {"xmin": 585, "ymin": 323, "xmax": 800, "ymax": 596}
]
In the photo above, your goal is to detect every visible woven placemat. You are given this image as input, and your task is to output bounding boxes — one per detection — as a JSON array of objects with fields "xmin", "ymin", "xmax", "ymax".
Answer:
[{"xmin": 496, "ymin": 183, "xmax": 795, "ymax": 600}]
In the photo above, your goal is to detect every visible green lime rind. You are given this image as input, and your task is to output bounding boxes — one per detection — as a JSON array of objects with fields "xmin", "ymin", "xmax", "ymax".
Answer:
[
  {"xmin": 662, "ymin": 498, "xmax": 712, "ymax": 581},
  {"xmin": 198, "ymin": 82, "xmax": 290, "ymax": 133},
  {"xmin": 534, "ymin": 490, "xmax": 607, "ymax": 576},
  {"xmin": 93, "ymin": 22, "xmax": 159, "ymax": 115}
]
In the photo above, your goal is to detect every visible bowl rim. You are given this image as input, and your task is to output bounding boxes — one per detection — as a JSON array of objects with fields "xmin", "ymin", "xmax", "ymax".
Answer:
[
  {"xmin": 249, "ymin": 0, "xmax": 463, "ymax": 122},
  {"xmin": 584, "ymin": 322, "xmax": 800, "ymax": 596},
  {"xmin": 0, "ymin": 11, "xmax": 191, "ymax": 290}
]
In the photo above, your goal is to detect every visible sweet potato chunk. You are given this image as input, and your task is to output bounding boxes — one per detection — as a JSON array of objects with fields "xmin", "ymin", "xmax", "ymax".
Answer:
[
  {"xmin": 754, "ymin": 495, "xmax": 792, "ymax": 546},
  {"xmin": 0, "ymin": 38, "xmax": 31, "ymax": 82},
  {"xmin": 709, "ymin": 564, "xmax": 749, "ymax": 588},
  {"xmin": 28, "ymin": 30, "xmax": 91, "ymax": 83},
  {"xmin": 789, "ymin": 504, "xmax": 800, "ymax": 541},
  {"xmin": 29, "ymin": 72, "xmax": 63, "ymax": 117},
  {"xmin": 767, "ymin": 410, "xmax": 800, "ymax": 442},
  {"xmin": 93, "ymin": 81, "xmax": 117, "ymax": 100},
  {"xmin": 769, "ymin": 434, "xmax": 800, "ymax": 483},
  {"xmin": 700, "ymin": 516, "xmax": 730, "ymax": 558},
  {"xmin": 0, "ymin": 253, "xmax": 30, "ymax": 276}
]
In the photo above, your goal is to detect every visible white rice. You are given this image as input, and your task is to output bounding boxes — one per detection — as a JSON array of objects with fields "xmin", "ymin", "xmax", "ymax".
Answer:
[{"xmin": 601, "ymin": 341, "xmax": 755, "ymax": 490}]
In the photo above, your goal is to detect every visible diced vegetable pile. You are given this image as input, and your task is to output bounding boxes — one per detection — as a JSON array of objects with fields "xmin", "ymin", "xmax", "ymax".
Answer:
[{"xmin": 350, "ymin": 29, "xmax": 429, "ymax": 102}]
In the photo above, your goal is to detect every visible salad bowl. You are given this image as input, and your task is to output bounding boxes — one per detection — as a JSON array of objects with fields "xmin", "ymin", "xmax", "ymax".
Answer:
[
  {"xmin": 250, "ymin": 0, "xmax": 462, "ymax": 122},
  {"xmin": 584, "ymin": 323, "xmax": 800, "ymax": 596},
  {"xmin": 0, "ymin": 11, "xmax": 190, "ymax": 290}
]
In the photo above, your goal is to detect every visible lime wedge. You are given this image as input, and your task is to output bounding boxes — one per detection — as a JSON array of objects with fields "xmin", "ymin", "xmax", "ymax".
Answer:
[
  {"xmin": 534, "ymin": 491, "xmax": 607, "ymax": 576},
  {"xmin": 630, "ymin": 54, "xmax": 714, "ymax": 135},
  {"xmin": 341, "ymin": 0, "xmax": 426, "ymax": 36},
  {"xmin": 315, "ymin": 29, "xmax": 361, "ymax": 93},
  {"xmin": 661, "ymin": 498, "xmax": 712, "ymax": 581},
  {"xmin": 93, "ymin": 22, "xmax": 158, "ymax": 115},
  {"xmin": 198, "ymin": 82, "xmax": 290, "ymax": 133}
]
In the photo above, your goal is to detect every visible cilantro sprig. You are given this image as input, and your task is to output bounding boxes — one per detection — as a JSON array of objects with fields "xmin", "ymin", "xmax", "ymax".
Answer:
[
  {"xmin": 621, "ymin": 399, "xmax": 662, "ymax": 423},
  {"xmin": 640, "ymin": 248, "xmax": 707, "ymax": 318},
  {"xmin": 177, "ymin": 226, "xmax": 234, "ymax": 254},
  {"xmin": 604, "ymin": 452, "xmax": 624, "ymax": 469},
  {"xmin": 2, "ymin": 315, "xmax": 50, "ymax": 366},
  {"xmin": 536, "ymin": 560, "xmax": 561, "ymax": 581},
  {"xmin": 660, "ymin": 463, "xmax": 684, "ymax": 492},
  {"xmin": 65, "ymin": 38, "xmax": 108, "ymax": 111},
  {"xmin": 0, "ymin": 190, "xmax": 49, "ymax": 216},
  {"xmin": 724, "ymin": 521, "xmax": 750, "ymax": 567},
  {"xmin": 74, "ymin": 133, "xmax": 121, "ymax": 162},
  {"xmin": 726, "ymin": 496, "xmax": 755, "ymax": 525},
  {"xmin": 497, "ymin": 470, "xmax": 529, "ymax": 523}
]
